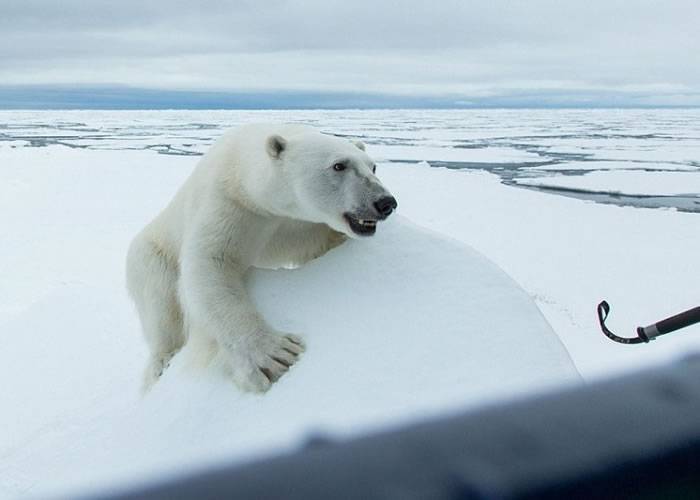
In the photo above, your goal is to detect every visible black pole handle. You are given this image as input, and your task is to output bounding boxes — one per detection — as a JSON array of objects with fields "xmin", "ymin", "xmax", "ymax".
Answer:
[
  {"xmin": 598, "ymin": 301, "xmax": 700, "ymax": 345},
  {"xmin": 637, "ymin": 305, "xmax": 700, "ymax": 341}
]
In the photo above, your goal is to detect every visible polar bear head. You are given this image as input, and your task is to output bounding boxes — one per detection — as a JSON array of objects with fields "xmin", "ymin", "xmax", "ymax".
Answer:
[{"xmin": 266, "ymin": 130, "xmax": 397, "ymax": 238}]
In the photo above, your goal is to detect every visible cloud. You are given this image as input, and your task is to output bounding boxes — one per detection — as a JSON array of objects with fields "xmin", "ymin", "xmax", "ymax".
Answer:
[{"xmin": 1, "ymin": 0, "xmax": 699, "ymax": 105}]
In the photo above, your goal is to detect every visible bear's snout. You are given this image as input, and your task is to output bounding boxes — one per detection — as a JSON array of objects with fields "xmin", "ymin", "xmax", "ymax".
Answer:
[{"xmin": 373, "ymin": 195, "xmax": 397, "ymax": 219}]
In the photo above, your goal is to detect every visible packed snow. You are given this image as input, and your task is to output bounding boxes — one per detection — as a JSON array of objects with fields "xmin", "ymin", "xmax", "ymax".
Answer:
[{"xmin": 1, "ymin": 109, "xmax": 699, "ymax": 498}]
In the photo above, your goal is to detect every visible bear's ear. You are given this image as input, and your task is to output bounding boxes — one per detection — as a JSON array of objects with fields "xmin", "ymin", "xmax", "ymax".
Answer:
[
  {"xmin": 266, "ymin": 134, "xmax": 287, "ymax": 159},
  {"xmin": 353, "ymin": 140, "xmax": 366, "ymax": 151}
]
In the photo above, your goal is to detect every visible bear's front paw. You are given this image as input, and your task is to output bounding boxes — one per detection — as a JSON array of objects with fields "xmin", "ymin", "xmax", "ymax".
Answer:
[{"xmin": 229, "ymin": 331, "xmax": 305, "ymax": 393}]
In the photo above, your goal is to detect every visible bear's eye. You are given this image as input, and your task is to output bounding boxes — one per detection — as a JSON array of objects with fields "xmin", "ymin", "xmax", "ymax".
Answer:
[
  {"xmin": 372, "ymin": 164, "xmax": 377, "ymax": 174},
  {"xmin": 332, "ymin": 162, "xmax": 346, "ymax": 172}
]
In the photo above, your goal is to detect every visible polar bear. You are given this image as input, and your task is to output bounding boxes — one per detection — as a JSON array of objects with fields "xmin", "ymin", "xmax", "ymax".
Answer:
[{"xmin": 126, "ymin": 124, "xmax": 397, "ymax": 393}]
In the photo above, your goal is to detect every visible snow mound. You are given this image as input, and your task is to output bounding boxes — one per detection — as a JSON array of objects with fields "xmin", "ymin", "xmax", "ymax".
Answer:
[
  {"xmin": 246, "ymin": 216, "xmax": 578, "ymax": 414},
  {"xmin": 0, "ymin": 217, "xmax": 578, "ymax": 498}
]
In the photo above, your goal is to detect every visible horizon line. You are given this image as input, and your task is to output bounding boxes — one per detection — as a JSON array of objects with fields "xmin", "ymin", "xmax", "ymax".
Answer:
[
  {"xmin": 2, "ymin": 105, "xmax": 700, "ymax": 111},
  {"xmin": 1, "ymin": 85, "xmax": 699, "ymax": 110}
]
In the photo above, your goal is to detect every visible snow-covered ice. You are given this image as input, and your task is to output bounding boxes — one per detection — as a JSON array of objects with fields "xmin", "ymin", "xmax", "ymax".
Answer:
[
  {"xmin": 515, "ymin": 170, "xmax": 700, "ymax": 196},
  {"xmin": 0, "ymin": 109, "xmax": 699, "ymax": 498},
  {"xmin": 368, "ymin": 144, "xmax": 542, "ymax": 164},
  {"xmin": 526, "ymin": 160, "xmax": 699, "ymax": 172}
]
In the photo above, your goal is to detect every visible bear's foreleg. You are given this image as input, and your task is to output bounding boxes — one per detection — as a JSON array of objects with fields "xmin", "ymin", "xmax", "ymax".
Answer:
[
  {"xmin": 179, "ymin": 218, "xmax": 305, "ymax": 392},
  {"xmin": 126, "ymin": 234, "xmax": 186, "ymax": 392}
]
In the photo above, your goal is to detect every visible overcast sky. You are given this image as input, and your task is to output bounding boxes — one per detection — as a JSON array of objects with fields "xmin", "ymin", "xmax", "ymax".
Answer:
[{"xmin": 2, "ymin": 0, "xmax": 699, "ymax": 106}]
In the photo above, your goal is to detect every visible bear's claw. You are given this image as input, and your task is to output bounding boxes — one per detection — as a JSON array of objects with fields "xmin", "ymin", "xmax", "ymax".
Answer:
[{"xmin": 230, "ymin": 331, "xmax": 305, "ymax": 393}]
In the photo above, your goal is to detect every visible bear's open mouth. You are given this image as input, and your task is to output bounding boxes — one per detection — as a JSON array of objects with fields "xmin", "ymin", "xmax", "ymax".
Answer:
[{"xmin": 344, "ymin": 214, "xmax": 377, "ymax": 236}]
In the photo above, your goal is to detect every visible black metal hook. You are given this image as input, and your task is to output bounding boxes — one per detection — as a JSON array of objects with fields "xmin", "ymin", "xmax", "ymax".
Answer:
[{"xmin": 597, "ymin": 300, "xmax": 700, "ymax": 345}]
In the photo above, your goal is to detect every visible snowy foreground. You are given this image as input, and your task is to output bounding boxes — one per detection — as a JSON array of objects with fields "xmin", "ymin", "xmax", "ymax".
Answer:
[{"xmin": 1, "ymin": 110, "xmax": 699, "ymax": 498}]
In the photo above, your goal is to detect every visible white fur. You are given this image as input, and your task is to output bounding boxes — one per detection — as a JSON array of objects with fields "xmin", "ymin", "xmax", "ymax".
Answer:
[{"xmin": 126, "ymin": 124, "xmax": 394, "ymax": 393}]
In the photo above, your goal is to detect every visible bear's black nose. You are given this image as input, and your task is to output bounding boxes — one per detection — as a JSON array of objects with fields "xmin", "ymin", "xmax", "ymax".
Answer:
[{"xmin": 374, "ymin": 196, "xmax": 398, "ymax": 218}]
